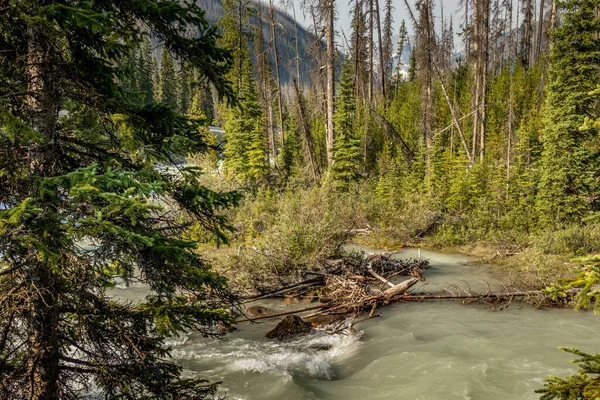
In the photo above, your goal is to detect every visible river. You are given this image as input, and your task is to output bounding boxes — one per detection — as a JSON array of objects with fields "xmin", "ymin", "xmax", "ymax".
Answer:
[{"xmin": 111, "ymin": 247, "xmax": 600, "ymax": 400}]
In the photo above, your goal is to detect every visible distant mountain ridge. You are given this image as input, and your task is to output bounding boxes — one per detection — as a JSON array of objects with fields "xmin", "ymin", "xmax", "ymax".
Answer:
[{"xmin": 194, "ymin": 0, "xmax": 325, "ymax": 88}]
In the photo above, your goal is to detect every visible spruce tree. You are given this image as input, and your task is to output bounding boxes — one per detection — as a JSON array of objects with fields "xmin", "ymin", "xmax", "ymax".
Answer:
[
  {"xmin": 219, "ymin": 0, "xmax": 269, "ymax": 186},
  {"xmin": 0, "ymin": 1, "xmax": 238, "ymax": 398},
  {"xmin": 139, "ymin": 36, "xmax": 156, "ymax": 105},
  {"xmin": 222, "ymin": 58, "xmax": 269, "ymax": 186},
  {"xmin": 330, "ymin": 60, "xmax": 362, "ymax": 189},
  {"xmin": 158, "ymin": 46, "xmax": 179, "ymax": 107},
  {"xmin": 179, "ymin": 65, "xmax": 192, "ymax": 115},
  {"xmin": 536, "ymin": 0, "xmax": 600, "ymax": 226}
]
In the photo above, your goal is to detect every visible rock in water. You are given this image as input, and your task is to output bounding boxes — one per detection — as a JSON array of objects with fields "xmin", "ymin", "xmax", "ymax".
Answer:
[
  {"xmin": 308, "ymin": 343, "xmax": 333, "ymax": 351},
  {"xmin": 265, "ymin": 315, "xmax": 312, "ymax": 340}
]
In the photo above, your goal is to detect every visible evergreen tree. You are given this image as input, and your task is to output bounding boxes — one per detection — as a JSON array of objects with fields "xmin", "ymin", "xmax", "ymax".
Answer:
[
  {"xmin": 395, "ymin": 20, "xmax": 409, "ymax": 81},
  {"xmin": 536, "ymin": 0, "xmax": 600, "ymax": 226},
  {"xmin": 0, "ymin": 1, "xmax": 238, "ymax": 398},
  {"xmin": 219, "ymin": 0, "xmax": 269, "ymax": 186},
  {"xmin": 158, "ymin": 46, "xmax": 179, "ymax": 107},
  {"xmin": 139, "ymin": 36, "xmax": 155, "ymax": 105},
  {"xmin": 536, "ymin": 347, "xmax": 600, "ymax": 399},
  {"xmin": 179, "ymin": 65, "xmax": 192, "ymax": 115},
  {"xmin": 330, "ymin": 61, "xmax": 362, "ymax": 189},
  {"xmin": 222, "ymin": 58, "xmax": 269, "ymax": 186}
]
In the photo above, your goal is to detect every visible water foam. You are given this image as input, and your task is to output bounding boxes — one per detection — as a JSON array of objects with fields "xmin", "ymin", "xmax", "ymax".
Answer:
[{"xmin": 171, "ymin": 330, "xmax": 360, "ymax": 380}]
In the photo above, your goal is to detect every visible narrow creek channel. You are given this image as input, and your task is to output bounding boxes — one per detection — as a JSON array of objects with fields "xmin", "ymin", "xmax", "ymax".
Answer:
[{"xmin": 110, "ymin": 247, "xmax": 600, "ymax": 400}]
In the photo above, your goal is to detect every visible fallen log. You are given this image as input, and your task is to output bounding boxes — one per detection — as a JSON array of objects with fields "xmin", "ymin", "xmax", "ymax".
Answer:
[
  {"xmin": 383, "ymin": 277, "xmax": 420, "ymax": 298},
  {"xmin": 241, "ymin": 276, "xmax": 323, "ymax": 303},
  {"xmin": 367, "ymin": 262, "xmax": 395, "ymax": 288},
  {"xmin": 236, "ymin": 304, "xmax": 324, "ymax": 323},
  {"xmin": 395, "ymin": 290, "xmax": 543, "ymax": 301}
]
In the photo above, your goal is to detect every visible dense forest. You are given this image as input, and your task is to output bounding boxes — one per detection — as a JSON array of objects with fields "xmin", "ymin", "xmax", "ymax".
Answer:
[{"xmin": 1, "ymin": 0, "xmax": 599, "ymax": 398}]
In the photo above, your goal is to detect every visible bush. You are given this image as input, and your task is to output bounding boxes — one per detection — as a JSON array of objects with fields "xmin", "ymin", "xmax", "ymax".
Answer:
[
  {"xmin": 536, "ymin": 224, "xmax": 600, "ymax": 256},
  {"xmin": 219, "ymin": 186, "xmax": 361, "ymax": 289}
]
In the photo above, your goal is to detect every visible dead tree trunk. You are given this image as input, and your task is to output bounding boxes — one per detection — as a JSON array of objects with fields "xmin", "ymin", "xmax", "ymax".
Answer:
[
  {"xmin": 368, "ymin": 0, "xmax": 374, "ymax": 102},
  {"xmin": 479, "ymin": 0, "xmax": 490, "ymax": 162},
  {"xmin": 293, "ymin": 79, "xmax": 321, "ymax": 183},
  {"xmin": 375, "ymin": 0, "xmax": 386, "ymax": 99},
  {"xmin": 270, "ymin": 0, "xmax": 286, "ymax": 152},
  {"xmin": 325, "ymin": 0, "xmax": 336, "ymax": 166}
]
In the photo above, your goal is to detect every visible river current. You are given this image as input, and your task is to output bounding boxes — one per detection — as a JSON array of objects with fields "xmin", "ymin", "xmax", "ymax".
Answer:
[{"xmin": 110, "ymin": 247, "xmax": 600, "ymax": 400}]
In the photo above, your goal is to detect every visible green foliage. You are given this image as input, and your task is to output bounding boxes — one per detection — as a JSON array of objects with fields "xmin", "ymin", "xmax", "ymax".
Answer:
[
  {"xmin": 158, "ymin": 46, "xmax": 179, "ymax": 107},
  {"xmin": 536, "ymin": 0, "xmax": 600, "ymax": 227},
  {"xmin": 221, "ymin": 187, "xmax": 359, "ymax": 289},
  {"xmin": 0, "ymin": 0, "xmax": 238, "ymax": 398},
  {"xmin": 218, "ymin": 0, "xmax": 268, "ymax": 188},
  {"xmin": 329, "ymin": 60, "xmax": 362, "ymax": 190},
  {"xmin": 543, "ymin": 255, "xmax": 600, "ymax": 313},
  {"xmin": 221, "ymin": 58, "xmax": 268, "ymax": 186},
  {"xmin": 536, "ymin": 348, "xmax": 600, "ymax": 399}
]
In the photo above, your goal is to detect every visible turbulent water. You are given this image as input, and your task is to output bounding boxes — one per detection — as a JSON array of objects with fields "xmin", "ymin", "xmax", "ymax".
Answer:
[{"xmin": 110, "ymin": 248, "xmax": 600, "ymax": 400}]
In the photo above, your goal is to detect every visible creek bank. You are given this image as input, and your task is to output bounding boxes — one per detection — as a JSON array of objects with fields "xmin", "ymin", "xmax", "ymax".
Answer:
[{"xmin": 353, "ymin": 231, "xmax": 578, "ymax": 291}]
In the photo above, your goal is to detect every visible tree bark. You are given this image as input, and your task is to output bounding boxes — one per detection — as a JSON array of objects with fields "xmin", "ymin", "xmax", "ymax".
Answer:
[
  {"xmin": 26, "ymin": 24, "xmax": 61, "ymax": 400},
  {"xmin": 293, "ymin": 80, "xmax": 321, "ymax": 183},
  {"xmin": 368, "ymin": 0, "xmax": 374, "ymax": 102},
  {"xmin": 270, "ymin": 0, "xmax": 286, "ymax": 152},
  {"xmin": 471, "ymin": 0, "xmax": 481, "ymax": 161},
  {"xmin": 535, "ymin": 0, "xmax": 545, "ymax": 61},
  {"xmin": 375, "ymin": 0, "xmax": 386, "ymax": 99},
  {"xmin": 255, "ymin": 5, "xmax": 277, "ymax": 166},
  {"xmin": 325, "ymin": 0, "xmax": 336, "ymax": 166},
  {"xmin": 479, "ymin": 0, "xmax": 490, "ymax": 162}
]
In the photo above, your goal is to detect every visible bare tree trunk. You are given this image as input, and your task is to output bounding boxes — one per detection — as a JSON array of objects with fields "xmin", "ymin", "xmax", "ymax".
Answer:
[
  {"xmin": 308, "ymin": 5, "xmax": 327, "ymax": 143},
  {"xmin": 416, "ymin": 0, "xmax": 434, "ymax": 178},
  {"xmin": 535, "ymin": 0, "xmax": 545, "ymax": 61},
  {"xmin": 326, "ymin": 0, "xmax": 336, "ymax": 166},
  {"xmin": 270, "ymin": 0, "xmax": 286, "ymax": 152},
  {"xmin": 292, "ymin": 3, "xmax": 302, "ymax": 86},
  {"xmin": 368, "ymin": 0, "xmax": 374, "ymax": 102},
  {"xmin": 382, "ymin": 0, "xmax": 394, "ymax": 96},
  {"xmin": 293, "ymin": 79, "xmax": 321, "ymax": 183},
  {"xmin": 507, "ymin": 0, "xmax": 515, "ymax": 179},
  {"xmin": 353, "ymin": 0, "xmax": 363, "ymax": 98},
  {"xmin": 255, "ymin": 5, "xmax": 277, "ymax": 166},
  {"xmin": 375, "ymin": 0, "xmax": 386, "ymax": 99},
  {"xmin": 479, "ymin": 0, "xmax": 490, "ymax": 162},
  {"xmin": 471, "ymin": 0, "xmax": 480, "ymax": 161},
  {"xmin": 26, "ymin": 24, "xmax": 61, "ymax": 400},
  {"xmin": 464, "ymin": 0, "xmax": 471, "ymax": 60}
]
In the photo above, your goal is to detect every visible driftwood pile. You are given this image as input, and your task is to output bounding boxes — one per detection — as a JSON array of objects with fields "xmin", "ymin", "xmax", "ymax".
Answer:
[
  {"xmin": 237, "ymin": 253, "xmax": 430, "ymax": 324},
  {"xmin": 316, "ymin": 254, "xmax": 429, "ymax": 316}
]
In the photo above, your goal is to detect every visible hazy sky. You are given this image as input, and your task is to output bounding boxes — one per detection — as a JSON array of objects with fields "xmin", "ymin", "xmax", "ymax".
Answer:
[{"xmin": 290, "ymin": 0, "xmax": 464, "ymax": 51}]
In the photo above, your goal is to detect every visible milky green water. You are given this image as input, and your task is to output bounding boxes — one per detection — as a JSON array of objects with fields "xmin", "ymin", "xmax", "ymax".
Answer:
[{"xmin": 111, "ymin": 248, "xmax": 600, "ymax": 400}]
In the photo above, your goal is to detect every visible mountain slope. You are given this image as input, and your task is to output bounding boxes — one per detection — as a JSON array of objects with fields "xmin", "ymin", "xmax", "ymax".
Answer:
[{"xmin": 195, "ymin": 0, "xmax": 325, "ymax": 88}]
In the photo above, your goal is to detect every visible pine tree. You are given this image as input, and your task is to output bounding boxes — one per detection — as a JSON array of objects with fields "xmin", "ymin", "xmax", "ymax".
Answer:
[
  {"xmin": 536, "ymin": 347, "xmax": 600, "ymax": 399},
  {"xmin": 158, "ymin": 46, "xmax": 179, "ymax": 107},
  {"xmin": 537, "ymin": 257, "xmax": 600, "ymax": 399},
  {"xmin": 219, "ymin": 0, "xmax": 269, "ymax": 186},
  {"xmin": 536, "ymin": 0, "xmax": 600, "ymax": 226},
  {"xmin": 139, "ymin": 36, "xmax": 155, "ymax": 105},
  {"xmin": 330, "ymin": 60, "xmax": 362, "ymax": 189},
  {"xmin": 0, "ymin": 1, "xmax": 238, "ymax": 398},
  {"xmin": 179, "ymin": 65, "xmax": 192, "ymax": 115},
  {"xmin": 222, "ymin": 61, "xmax": 269, "ymax": 186}
]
